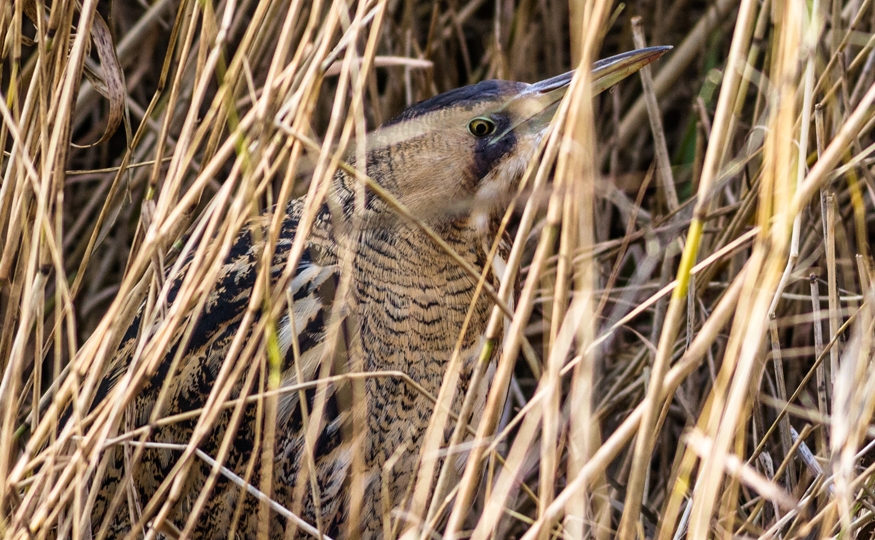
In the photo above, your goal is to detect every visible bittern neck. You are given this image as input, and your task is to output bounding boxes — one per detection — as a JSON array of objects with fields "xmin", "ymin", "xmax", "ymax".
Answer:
[{"xmin": 332, "ymin": 167, "xmax": 486, "ymax": 249}]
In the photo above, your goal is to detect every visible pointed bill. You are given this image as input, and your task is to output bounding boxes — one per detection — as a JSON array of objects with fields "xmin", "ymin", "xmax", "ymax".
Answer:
[
  {"xmin": 507, "ymin": 46, "xmax": 671, "ymax": 135},
  {"xmin": 591, "ymin": 45, "xmax": 672, "ymax": 95},
  {"xmin": 527, "ymin": 45, "xmax": 672, "ymax": 100}
]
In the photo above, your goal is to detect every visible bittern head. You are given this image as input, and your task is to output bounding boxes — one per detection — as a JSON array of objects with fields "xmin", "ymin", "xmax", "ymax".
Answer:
[{"xmin": 357, "ymin": 46, "xmax": 670, "ymax": 226}]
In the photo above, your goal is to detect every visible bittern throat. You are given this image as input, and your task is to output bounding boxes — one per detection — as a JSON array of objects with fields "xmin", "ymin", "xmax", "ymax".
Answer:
[{"xmin": 87, "ymin": 46, "xmax": 669, "ymax": 540}]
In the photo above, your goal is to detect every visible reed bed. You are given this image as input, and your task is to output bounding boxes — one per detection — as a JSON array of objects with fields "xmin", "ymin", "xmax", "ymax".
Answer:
[{"xmin": 1, "ymin": 0, "xmax": 874, "ymax": 538}]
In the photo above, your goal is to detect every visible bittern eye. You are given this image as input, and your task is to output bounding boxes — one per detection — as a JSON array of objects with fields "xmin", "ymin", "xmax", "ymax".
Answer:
[{"xmin": 467, "ymin": 117, "xmax": 496, "ymax": 138}]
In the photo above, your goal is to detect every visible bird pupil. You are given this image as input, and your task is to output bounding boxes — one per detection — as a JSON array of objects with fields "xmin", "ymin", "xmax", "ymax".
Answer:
[{"xmin": 470, "ymin": 118, "xmax": 493, "ymax": 137}]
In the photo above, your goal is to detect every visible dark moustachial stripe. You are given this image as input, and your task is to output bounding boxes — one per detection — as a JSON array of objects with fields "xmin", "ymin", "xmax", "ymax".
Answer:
[{"xmin": 471, "ymin": 117, "xmax": 516, "ymax": 180}]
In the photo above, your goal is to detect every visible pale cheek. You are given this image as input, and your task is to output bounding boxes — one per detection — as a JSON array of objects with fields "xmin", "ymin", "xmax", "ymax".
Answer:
[
  {"xmin": 468, "ymin": 153, "xmax": 531, "ymax": 234},
  {"xmin": 492, "ymin": 136, "xmax": 544, "ymax": 192},
  {"xmin": 476, "ymin": 153, "xmax": 530, "ymax": 198},
  {"xmin": 471, "ymin": 137, "xmax": 540, "ymax": 225}
]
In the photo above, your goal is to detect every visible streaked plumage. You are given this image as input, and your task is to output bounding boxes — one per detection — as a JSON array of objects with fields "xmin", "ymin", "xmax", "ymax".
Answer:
[{"xmin": 86, "ymin": 47, "xmax": 669, "ymax": 539}]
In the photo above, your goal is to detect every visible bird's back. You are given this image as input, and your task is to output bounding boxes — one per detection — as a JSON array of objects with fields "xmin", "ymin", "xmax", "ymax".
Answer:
[{"xmin": 90, "ymin": 195, "xmax": 346, "ymax": 536}]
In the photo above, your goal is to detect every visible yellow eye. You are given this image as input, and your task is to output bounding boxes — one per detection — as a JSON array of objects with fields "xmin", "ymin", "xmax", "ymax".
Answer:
[{"xmin": 467, "ymin": 117, "xmax": 496, "ymax": 138}]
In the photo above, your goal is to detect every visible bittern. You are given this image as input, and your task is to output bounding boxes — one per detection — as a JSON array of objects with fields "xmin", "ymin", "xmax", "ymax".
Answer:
[{"xmin": 88, "ymin": 47, "xmax": 669, "ymax": 539}]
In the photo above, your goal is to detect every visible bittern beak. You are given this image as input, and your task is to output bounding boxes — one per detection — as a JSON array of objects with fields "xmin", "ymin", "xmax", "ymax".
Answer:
[{"xmin": 503, "ymin": 45, "xmax": 671, "ymax": 137}]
